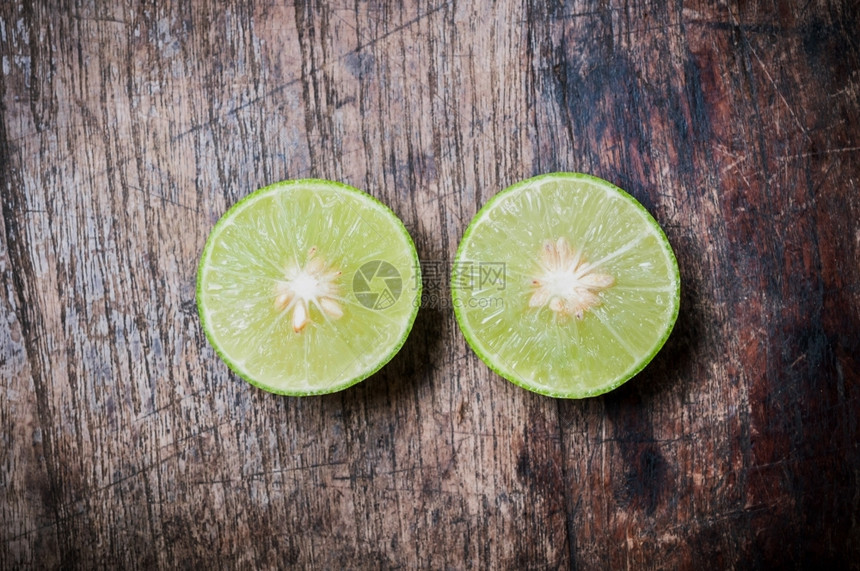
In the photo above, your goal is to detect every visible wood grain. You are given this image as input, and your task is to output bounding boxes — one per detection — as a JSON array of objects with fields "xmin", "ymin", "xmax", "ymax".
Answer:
[{"xmin": 1, "ymin": 0, "xmax": 858, "ymax": 568}]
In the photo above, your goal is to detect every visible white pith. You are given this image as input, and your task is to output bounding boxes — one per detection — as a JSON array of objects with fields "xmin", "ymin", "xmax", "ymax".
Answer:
[
  {"xmin": 529, "ymin": 237, "xmax": 615, "ymax": 319},
  {"xmin": 273, "ymin": 246, "xmax": 343, "ymax": 332}
]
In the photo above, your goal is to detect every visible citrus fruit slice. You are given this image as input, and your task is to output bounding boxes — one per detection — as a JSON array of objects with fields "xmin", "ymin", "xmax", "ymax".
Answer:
[
  {"xmin": 451, "ymin": 172, "xmax": 680, "ymax": 398},
  {"xmin": 197, "ymin": 179, "xmax": 421, "ymax": 395}
]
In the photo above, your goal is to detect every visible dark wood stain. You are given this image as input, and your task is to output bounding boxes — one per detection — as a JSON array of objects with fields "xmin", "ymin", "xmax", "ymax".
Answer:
[{"xmin": 1, "ymin": 0, "xmax": 858, "ymax": 568}]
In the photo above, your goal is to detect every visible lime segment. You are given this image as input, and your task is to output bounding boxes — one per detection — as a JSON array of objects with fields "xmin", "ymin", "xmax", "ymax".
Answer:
[
  {"xmin": 197, "ymin": 179, "xmax": 421, "ymax": 395},
  {"xmin": 452, "ymin": 173, "xmax": 680, "ymax": 398}
]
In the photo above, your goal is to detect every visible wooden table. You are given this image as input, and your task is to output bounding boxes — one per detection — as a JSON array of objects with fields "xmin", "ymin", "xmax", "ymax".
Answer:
[{"xmin": 2, "ymin": 1, "xmax": 858, "ymax": 568}]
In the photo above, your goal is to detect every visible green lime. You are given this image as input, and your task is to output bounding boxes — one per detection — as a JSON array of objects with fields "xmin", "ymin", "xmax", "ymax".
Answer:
[
  {"xmin": 197, "ymin": 179, "xmax": 421, "ymax": 395},
  {"xmin": 451, "ymin": 173, "xmax": 680, "ymax": 398}
]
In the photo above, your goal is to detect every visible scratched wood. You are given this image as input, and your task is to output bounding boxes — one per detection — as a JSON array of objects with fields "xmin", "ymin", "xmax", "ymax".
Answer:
[{"xmin": 1, "ymin": 0, "xmax": 858, "ymax": 568}]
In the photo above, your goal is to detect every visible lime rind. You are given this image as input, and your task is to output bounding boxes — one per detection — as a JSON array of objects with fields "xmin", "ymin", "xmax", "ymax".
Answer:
[
  {"xmin": 197, "ymin": 179, "xmax": 422, "ymax": 396},
  {"xmin": 451, "ymin": 172, "xmax": 680, "ymax": 398}
]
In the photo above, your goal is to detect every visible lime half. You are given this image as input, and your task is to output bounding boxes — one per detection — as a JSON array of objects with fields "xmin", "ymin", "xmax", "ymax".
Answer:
[
  {"xmin": 197, "ymin": 179, "xmax": 421, "ymax": 395},
  {"xmin": 452, "ymin": 173, "xmax": 680, "ymax": 398}
]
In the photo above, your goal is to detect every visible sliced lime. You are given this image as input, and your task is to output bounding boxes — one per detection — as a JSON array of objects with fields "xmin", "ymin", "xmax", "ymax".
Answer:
[
  {"xmin": 452, "ymin": 173, "xmax": 680, "ymax": 398},
  {"xmin": 197, "ymin": 179, "xmax": 421, "ymax": 395}
]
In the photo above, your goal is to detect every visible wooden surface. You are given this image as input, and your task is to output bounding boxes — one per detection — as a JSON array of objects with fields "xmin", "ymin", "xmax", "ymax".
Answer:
[{"xmin": 2, "ymin": 0, "xmax": 859, "ymax": 568}]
